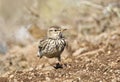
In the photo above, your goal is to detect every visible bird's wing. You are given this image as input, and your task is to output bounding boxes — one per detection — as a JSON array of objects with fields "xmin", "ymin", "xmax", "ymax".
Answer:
[
  {"xmin": 64, "ymin": 39, "xmax": 67, "ymax": 47},
  {"xmin": 38, "ymin": 38, "xmax": 48, "ymax": 52},
  {"xmin": 60, "ymin": 38, "xmax": 66, "ymax": 52}
]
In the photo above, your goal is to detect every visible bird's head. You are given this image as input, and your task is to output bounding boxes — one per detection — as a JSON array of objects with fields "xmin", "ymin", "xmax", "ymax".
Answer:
[{"xmin": 47, "ymin": 26, "xmax": 63, "ymax": 39}]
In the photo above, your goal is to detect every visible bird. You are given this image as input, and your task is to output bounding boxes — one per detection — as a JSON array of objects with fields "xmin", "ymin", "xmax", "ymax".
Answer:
[{"xmin": 37, "ymin": 25, "xmax": 66, "ymax": 68}]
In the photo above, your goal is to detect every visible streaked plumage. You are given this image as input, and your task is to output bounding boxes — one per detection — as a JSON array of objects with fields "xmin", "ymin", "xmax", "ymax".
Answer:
[{"xmin": 37, "ymin": 26, "xmax": 66, "ymax": 62}]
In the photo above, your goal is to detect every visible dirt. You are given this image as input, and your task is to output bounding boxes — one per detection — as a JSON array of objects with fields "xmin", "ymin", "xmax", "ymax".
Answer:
[
  {"xmin": 0, "ymin": 0, "xmax": 120, "ymax": 82},
  {"xmin": 0, "ymin": 29, "xmax": 119, "ymax": 82}
]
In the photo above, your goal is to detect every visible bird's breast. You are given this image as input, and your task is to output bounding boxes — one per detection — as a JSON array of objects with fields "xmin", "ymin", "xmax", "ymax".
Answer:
[{"xmin": 42, "ymin": 39, "xmax": 66, "ymax": 58}]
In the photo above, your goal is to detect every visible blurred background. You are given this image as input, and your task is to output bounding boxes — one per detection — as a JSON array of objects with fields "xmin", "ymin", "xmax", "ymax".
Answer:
[
  {"xmin": 0, "ymin": 0, "xmax": 120, "ymax": 81},
  {"xmin": 0, "ymin": 0, "xmax": 120, "ymax": 54}
]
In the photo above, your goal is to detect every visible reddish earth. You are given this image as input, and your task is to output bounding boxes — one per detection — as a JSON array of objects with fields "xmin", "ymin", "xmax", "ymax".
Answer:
[{"xmin": 0, "ymin": 29, "xmax": 120, "ymax": 82}]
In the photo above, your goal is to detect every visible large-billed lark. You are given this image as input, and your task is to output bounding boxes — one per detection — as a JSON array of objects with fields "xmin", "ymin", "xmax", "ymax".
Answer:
[{"xmin": 37, "ymin": 26, "xmax": 66, "ymax": 67}]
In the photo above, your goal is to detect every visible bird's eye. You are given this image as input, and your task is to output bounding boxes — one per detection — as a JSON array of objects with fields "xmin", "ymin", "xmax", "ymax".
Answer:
[{"xmin": 54, "ymin": 30, "xmax": 57, "ymax": 32}]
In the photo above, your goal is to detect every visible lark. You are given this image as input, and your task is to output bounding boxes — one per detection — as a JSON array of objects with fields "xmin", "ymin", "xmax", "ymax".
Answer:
[{"xmin": 37, "ymin": 26, "xmax": 66, "ymax": 67}]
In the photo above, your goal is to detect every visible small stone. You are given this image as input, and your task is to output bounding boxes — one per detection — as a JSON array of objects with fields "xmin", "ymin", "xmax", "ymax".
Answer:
[
  {"xmin": 9, "ymin": 75, "xmax": 14, "ymax": 78},
  {"xmin": 109, "ymin": 62, "xmax": 117, "ymax": 68},
  {"xmin": 28, "ymin": 77, "xmax": 32, "ymax": 80},
  {"xmin": 31, "ymin": 73, "xmax": 34, "ymax": 76},
  {"xmin": 107, "ymin": 51, "xmax": 111, "ymax": 54},
  {"xmin": 45, "ymin": 77, "xmax": 51, "ymax": 81},
  {"xmin": 29, "ymin": 67, "xmax": 34, "ymax": 71}
]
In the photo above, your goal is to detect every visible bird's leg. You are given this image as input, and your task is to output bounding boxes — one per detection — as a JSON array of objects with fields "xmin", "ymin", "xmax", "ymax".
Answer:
[
  {"xmin": 58, "ymin": 56, "xmax": 61, "ymax": 61},
  {"xmin": 58, "ymin": 56, "xmax": 67, "ymax": 67},
  {"xmin": 54, "ymin": 56, "xmax": 63, "ymax": 69}
]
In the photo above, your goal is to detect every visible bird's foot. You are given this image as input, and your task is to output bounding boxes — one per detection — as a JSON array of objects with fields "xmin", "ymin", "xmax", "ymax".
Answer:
[{"xmin": 53, "ymin": 63, "xmax": 63, "ymax": 69}]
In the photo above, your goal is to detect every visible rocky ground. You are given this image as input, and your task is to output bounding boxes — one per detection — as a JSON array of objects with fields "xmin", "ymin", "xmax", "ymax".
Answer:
[
  {"xmin": 0, "ymin": 0, "xmax": 120, "ymax": 82},
  {"xmin": 0, "ymin": 28, "xmax": 120, "ymax": 82}
]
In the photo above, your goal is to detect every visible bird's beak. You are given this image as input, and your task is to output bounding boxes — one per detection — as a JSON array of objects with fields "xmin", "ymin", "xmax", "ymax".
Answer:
[{"xmin": 61, "ymin": 28, "xmax": 67, "ymax": 32}]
